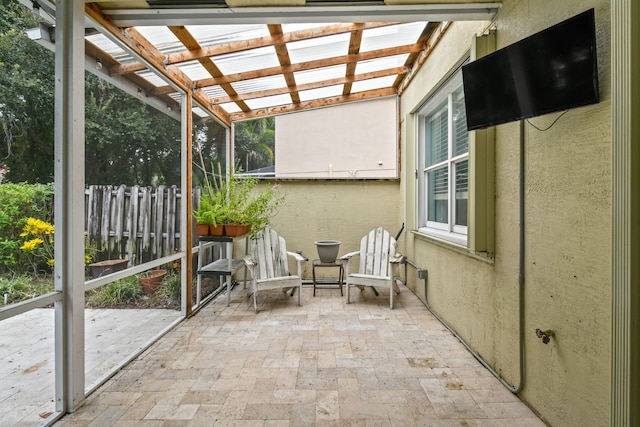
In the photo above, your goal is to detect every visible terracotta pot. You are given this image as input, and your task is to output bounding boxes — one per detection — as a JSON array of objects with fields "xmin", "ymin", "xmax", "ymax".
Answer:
[
  {"xmin": 196, "ymin": 223, "xmax": 210, "ymax": 236},
  {"xmin": 139, "ymin": 269, "xmax": 166, "ymax": 294},
  {"xmin": 210, "ymin": 224, "xmax": 225, "ymax": 236},
  {"xmin": 224, "ymin": 224, "xmax": 250, "ymax": 237}
]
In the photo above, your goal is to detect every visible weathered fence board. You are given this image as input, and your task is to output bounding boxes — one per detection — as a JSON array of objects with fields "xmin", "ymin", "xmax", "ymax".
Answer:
[{"xmin": 85, "ymin": 185, "xmax": 197, "ymax": 265}]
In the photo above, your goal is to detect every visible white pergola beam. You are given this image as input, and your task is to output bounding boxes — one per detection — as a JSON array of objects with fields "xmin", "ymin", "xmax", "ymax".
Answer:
[{"xmin": 103, "ymin": 3, "xmax": 501, "ymax": 26}]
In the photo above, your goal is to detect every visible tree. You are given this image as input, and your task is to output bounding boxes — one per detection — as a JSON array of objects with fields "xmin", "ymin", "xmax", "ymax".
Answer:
[
  {"xmin": 0, "ymin": 0, "xmax": 182, "ymax": 186},
  {"xmin": 234, "ymin": 117, "xmax": 275, "ymax": 173},
  {"xmin": 0, "ymin": 0, "xmax": 54, "ymax": 182}
]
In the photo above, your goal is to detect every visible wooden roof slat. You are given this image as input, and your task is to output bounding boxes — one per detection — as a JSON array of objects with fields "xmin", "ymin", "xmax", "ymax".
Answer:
[
  {"xmin": 213, "ymin": 66, "xmax": 408, "ymax": 104},
  {"xmin": 229, "ymin": 87, "xmax": 396, "ymax": 121},
  {"xmin": 86, "ymin": 3, "xmax": 231, "ymax": 126},
  {"xmin": 169, "ymin": 25, "xmax": 251, "ymax": 112}
]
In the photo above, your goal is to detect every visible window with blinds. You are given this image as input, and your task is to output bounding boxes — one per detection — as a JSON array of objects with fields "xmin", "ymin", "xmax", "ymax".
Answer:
[{"xmin": 418, "ymin": 69, "xmax": 469, "ymax": 244}]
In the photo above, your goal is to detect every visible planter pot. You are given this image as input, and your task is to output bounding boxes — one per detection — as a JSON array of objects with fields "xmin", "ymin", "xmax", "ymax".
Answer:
[
  {"xmin": 89, "ymin": 259, "xmax": 128, "ymax": 278},
  {"xmin": 196, "ymin": 223, "xmax": 210, "ymax": 236},
  {"xmin": 210, "ymin": 224, "xmax": 225, "ymax": 236},
  {"xmin": 315, "ymin": 240, "xmax": 341, "ymax": 263},
  {"xmin": 139, "ymin": 269, "xmax": 166, "ymax": 294},
  {"xmin": 224, "ymin": 224, "xmax": 250, "ymax": 237}
]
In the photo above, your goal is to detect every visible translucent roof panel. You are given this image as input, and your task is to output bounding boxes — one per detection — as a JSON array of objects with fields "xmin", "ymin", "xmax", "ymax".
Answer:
[
  {"xmin": 136, "ymin": 70, "xmax": 168, "ymax": 88},
  {"xmin": 294, "ymin": 64, "xmax": 347, "ymax": 85},
  {"xmin": 135, "ymin": 26, "xmax": 183, "ymax": 55},
  {"xmin": 185, "ymin": 24, "xmax": 270, "ymax": 47},
  {"xmin": 231, "ymin": 75, "xmax": 288, "ymax": 94},
  {"xmin": 202, "ymin": 85, "xmax": 230, "ymax": 99},
  {"xmin": 299, "ymin": 85, "xmax": 344, "ymax": 102},
  {"xmin": 192, "ymin": 106, "xmax": 210, "ymax": 118},
  {"xmin": 355, "ymin": 54, "xmax": 410, "ymax": 74},
  {"xmin": 287, "ymin": 33, "xmax": 351, "ymax": 64},
  {"xmin": 85, "ymin": 33, "xmax": 129, "ymax": 61},
  {"xmin": 351, "ymin": 75, "xmax": 398, "ymax": 93},
  {"xmin": 176, "ymin": 60, "xmax": 216, "ymax": 81},
  {"xmin": 245, "ymin": 94, "xmax": 292, "ymax": 110},
  {"xmin": 360, "ymin": 22, "xmax": 428, "ymax": 52},
  {"xmin": 219, "ymin": 102, "xmax": 243, "ymax": 114},
  {"xmin": 211, "ymin": 46, "xmax": 279, "ymax": 74}
]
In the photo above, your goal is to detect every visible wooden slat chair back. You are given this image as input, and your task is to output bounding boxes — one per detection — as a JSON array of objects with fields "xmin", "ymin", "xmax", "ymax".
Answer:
[
  {"xmin": 340, "ymin": 227, "xmax": 402, "ymax": 309},
  {"xmin": 244, "ymin": 228, "xmax": 306, "ymax": 312}
]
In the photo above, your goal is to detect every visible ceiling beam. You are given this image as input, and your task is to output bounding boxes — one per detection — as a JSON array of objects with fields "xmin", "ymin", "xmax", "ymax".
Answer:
[
  {"xmin": 229, "ymin": 87, "xmax": 396, "ymax": 121},
  {"xmin": 111, "ymin": 22, "xmax": 397, "ymax": 76},
  {"xmin": 194, "ymin": 43, "xmax": 422, "ymax": 88},
  {"xmin": 211, "ymin": 66, "xmax": 407, "ymax": 104}
]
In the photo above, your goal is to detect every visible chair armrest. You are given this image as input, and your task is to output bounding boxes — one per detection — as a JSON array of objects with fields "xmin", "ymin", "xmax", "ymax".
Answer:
[
  {"xmin": 287, "ymin": 251, "xmax": 308, "ymax": 263},
  {"xmin": 243, "ymin": 254, "xmax": 257, "ymax": 268},
  {"xmin": 390, "ymin": 253, "xmax": 404, "ymax": 264},
  {"xmin": 287, "ymin": 251, "xmax": 307, "ymax": 277},
  {"xmin": 338, "ymin": 251, "xmax": 360, "ymax": 261}
]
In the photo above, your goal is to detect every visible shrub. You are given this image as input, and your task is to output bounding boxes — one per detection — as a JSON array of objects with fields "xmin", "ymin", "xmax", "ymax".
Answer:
[{"xmin": 0, "ymin": 183, "xmax": 53, "ymax": 274}]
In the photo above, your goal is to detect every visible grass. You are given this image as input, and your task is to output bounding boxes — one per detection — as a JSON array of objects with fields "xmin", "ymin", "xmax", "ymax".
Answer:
[{"xmin": 0, "ymin": 272, "xmax": 181, "ymax": 310}]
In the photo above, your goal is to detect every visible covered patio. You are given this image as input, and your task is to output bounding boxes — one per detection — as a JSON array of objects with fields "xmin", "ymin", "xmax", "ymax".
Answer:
[{"xmin": 1, "ymin": 0, "xmax": 638, "ymax": 426}]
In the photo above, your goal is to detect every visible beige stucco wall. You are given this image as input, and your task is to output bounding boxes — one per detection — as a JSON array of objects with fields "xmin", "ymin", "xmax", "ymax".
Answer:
[
  {"xmin": 400, "ymin": 1, "xmax": 611, "ymax": 426},
  {"xmin": 258, "ymin": 179, "xmax": 402, "ymax": 279},
  {"xmin": 275, "ymin": 97, "xmax": 398, "ymax": 178}
]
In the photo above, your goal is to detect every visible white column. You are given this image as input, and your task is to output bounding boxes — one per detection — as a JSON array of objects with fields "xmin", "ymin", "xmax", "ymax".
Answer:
[
  {"xmin": 611, "ymin": 0, "xmax": 640, "ymax": 425},
  {"xmin": 54, "ymin": 0, "xmax": 86, "ymax": 412}
]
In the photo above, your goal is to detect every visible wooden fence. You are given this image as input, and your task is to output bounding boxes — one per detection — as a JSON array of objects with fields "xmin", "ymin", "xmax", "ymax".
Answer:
[{"xmin": 85, "ymin": 185, "xmax": 202, "ymax": 265}]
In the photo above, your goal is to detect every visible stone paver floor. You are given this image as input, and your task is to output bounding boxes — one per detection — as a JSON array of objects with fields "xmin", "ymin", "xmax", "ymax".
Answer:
[{"xmin": 54, "ymin": 285, "xmax": 546, "ymax": 426}]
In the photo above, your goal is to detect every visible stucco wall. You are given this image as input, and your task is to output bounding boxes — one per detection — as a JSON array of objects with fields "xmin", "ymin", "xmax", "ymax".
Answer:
[
  {"xmin": 259, "ymin": 179, "xmax": 402, "ymax": 279},
  {"xmin": 400, "ymin": 1, "xmax": 611, "ymax": 426}
]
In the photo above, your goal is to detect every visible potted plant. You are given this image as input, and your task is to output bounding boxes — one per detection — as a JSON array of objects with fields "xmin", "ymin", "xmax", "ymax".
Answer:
[{"xmin": 224, "ymin": 175, "xmax": 284, "ymax": 239}]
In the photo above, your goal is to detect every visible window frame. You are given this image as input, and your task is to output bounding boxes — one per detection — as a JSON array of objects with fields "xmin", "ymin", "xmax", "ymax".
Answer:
[{"xmin": 417, "ymin": 67, "xmax": 469, "ymax": 246}]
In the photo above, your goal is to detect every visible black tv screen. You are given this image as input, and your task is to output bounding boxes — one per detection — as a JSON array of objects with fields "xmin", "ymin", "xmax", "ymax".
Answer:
[{"xmin": 462, "ymin": 9, "xmax": 599, "ymax": 131}]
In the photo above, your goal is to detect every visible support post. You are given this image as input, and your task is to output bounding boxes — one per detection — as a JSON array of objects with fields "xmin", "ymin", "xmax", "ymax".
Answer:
[
  {"xmin": 611, "ymin": 0, "xmax": 640, "ymax": 425},
  {"xmin": 182, "ymin": 92, "xmax": 193, "ymax": 315},
  {"xmin": 54, "ymin": 0, "xmax": 86, "ymax": 412}
]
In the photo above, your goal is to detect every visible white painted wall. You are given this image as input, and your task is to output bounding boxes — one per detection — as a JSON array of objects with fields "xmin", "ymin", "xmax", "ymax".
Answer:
[{"xmin": 275, "ymin": 97, "xmax": 397, "ymax": 178}]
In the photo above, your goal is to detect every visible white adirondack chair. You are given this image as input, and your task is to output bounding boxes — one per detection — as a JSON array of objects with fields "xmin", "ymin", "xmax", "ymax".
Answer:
[
  {"xmin": 340, "ymin": 227, "xmax": 403, "ymax": 309},
  {"xmin": 244, "ymin": 228, "xmax": 307, "ymax": 313}
]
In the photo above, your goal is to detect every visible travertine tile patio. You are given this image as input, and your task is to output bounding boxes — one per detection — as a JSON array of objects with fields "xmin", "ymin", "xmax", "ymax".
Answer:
[{"xmin": 54, "ymin": 285, "xmax": 546, "ymax": 426}]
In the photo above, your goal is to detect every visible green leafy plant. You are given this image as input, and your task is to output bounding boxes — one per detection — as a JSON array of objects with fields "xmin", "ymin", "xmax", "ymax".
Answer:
[
  {"xmin": 86, "ymin": 276, "xmax": 142, "ymax": 307},
  {"xmin": 162, "ymin": 273, "xmax": 181, "ymax": 301},
  {"xmin": 225, "ymin": 175, "xmax": 284, "ymax": 238}
]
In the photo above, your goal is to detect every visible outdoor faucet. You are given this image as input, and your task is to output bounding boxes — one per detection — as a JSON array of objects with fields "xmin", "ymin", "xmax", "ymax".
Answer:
[{"xmin": 535, "ymin": 328, "xmax": 555, "ymax": 344}]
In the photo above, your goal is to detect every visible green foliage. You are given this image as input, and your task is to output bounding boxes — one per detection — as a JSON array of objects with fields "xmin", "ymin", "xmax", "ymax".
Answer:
[
  {"xmin": 0, "ymin": 183, "xmax": 53, "ymax": 273},
  {"xmin": 233, "ymin": 118, "xmax": 275, "ymax": 174},
  {"xmin": 0, "ymin": 274, "xmax": 53, "ymax": 305},
  {"xmin": 162, "ymin": 273, "xmax": 181, "ymax": 301},
  {"xmin": 224, "ymin": 175, "xmax": 284, "ymax": 239},
  {"xmin": 0, "ymin": 1, "xmax": 181, "ymax": 185},
  {"xmin": 84, "ymin": 74, "xmax": 181, "ymax": 186},
  {"xmin": 193, "ymin": 190, "xmax": 228, "ymax": 226},
  {"xmin": 86, "ymin": 276, "xmax": 142, "ymax": 307}
]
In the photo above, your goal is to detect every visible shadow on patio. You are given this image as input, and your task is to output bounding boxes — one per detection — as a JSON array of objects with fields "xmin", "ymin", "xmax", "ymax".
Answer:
[{"xmin": 53, "ymin": 284, "xmax": 546, "ymax": 426}]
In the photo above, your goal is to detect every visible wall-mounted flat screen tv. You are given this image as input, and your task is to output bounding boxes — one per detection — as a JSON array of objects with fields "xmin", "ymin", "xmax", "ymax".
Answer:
[{"xmin": 462, "ymin": 9, "xmax": 599, "ymax": 131}]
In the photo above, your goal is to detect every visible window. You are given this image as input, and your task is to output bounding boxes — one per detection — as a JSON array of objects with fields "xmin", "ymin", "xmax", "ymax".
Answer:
[{"xmin": 418, "ymin": 70, "xmax": 468, "ymax": 246}]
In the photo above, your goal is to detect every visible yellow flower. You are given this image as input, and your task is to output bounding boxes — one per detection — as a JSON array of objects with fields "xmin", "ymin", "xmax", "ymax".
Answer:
[
  {"xmin": 20, "ymin": 238, "xmax": 44, "ymax": 251},
  {"xmin": 21, "ymin": 217, "xmax": 54, "ymax": 236},
  {"xmin": 46, "ymin": 259, "xmax": 55, "ymax": 267}
]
